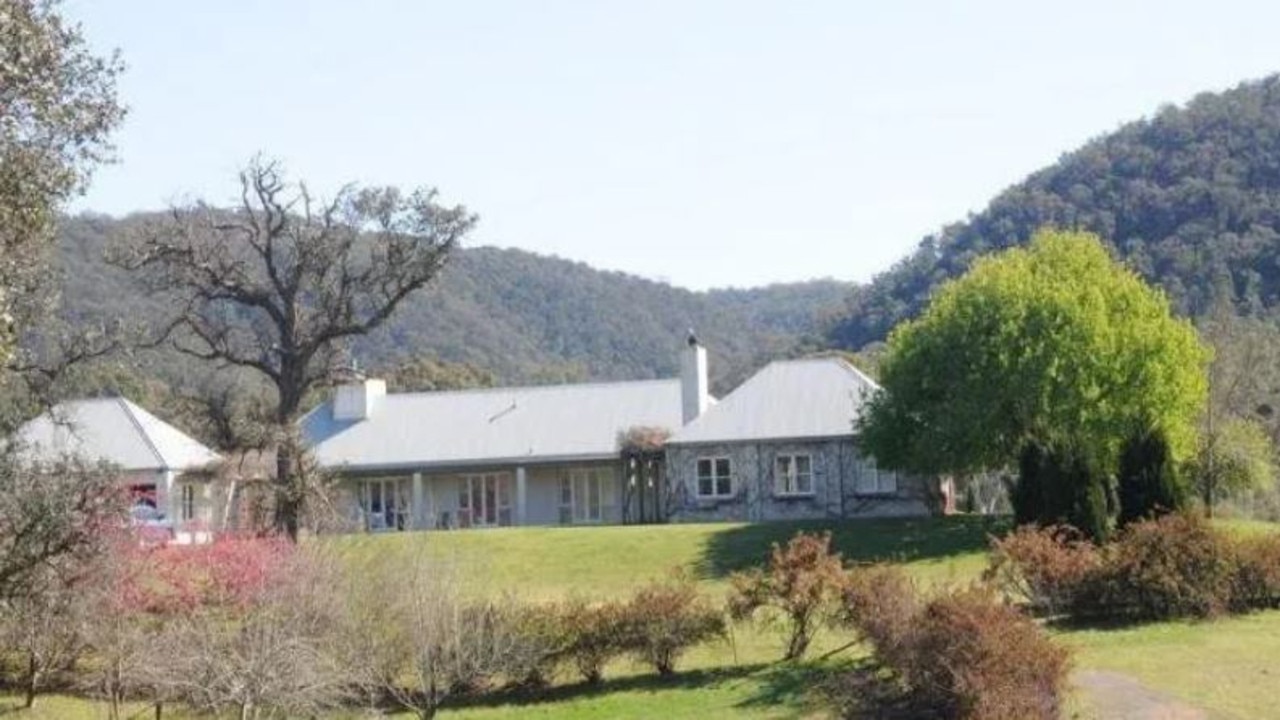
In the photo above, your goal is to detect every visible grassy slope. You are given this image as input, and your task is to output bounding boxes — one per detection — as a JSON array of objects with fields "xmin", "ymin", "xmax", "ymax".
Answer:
[
  {"xmin": 332, "ymin": 517, "xmax": 1003, "ymax": 719},
  {"xmin": 11, "ymin": 517, "xmax": 1279, "ymax": 718}
]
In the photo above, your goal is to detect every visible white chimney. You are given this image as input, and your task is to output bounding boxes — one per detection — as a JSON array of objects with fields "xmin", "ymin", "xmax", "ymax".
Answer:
[
  {"xmin": 333, "ymin": 378, "xmax": 387, "ymax": 422},
  {"xmin": 680, "ymin": 336, "xmax": 710, "ymax": 424}
]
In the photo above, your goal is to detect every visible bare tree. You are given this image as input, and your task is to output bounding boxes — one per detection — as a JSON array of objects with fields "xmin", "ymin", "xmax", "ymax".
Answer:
[
  {"xmin": 0, "ymin": 452, "xmax": 125, "ymax": 602},
  {"xmin": 340, "ymin": 550, "xmax": 519, "ymax": 719},
  {"xmin": 0, "ymin": 569, "xmax": 90, "ymax": 708},
  {"xmin": 149, "ymin": 547, "xmax": 350, "ymax": 720},
  {"xmin": 111, "ymin": 158, "xmax": 476, "ymax": 538}
]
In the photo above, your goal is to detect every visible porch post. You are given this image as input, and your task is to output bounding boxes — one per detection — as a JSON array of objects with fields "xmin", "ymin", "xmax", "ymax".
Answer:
[
  {"xmin": 516, "ymin": 466, "xmax": 527, "ymax": 525},
  {"xmin": 412, "ymin": 472, "xmax": 425, "ymax": 530},
  {"xmin": 161, "ymin": 470, "xmax": 177, "ymax": 523}
]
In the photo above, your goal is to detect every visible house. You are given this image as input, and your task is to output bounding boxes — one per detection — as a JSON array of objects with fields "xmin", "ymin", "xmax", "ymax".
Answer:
[
  {"xmin": 664, "ymin": 356, "xmax": 934, "ymax": 521},
  {"xmin": 304, "ymin": 340, "xmax": 939, "ymax": 531},
  {"xmin": 15, "ymin": 397, "xmax": 222, "ymax": 543}
]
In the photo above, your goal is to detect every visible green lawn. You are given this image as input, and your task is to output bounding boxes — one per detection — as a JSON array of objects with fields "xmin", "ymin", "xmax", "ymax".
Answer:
[{"xmin": 10, "ymin": 516, "xmax": 1280, "ymax": 718}]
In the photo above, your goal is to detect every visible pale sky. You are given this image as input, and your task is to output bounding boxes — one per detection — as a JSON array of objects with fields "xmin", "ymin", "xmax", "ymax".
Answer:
[{"xmin": 64, "ymin": 1, "xmax": 1280, "ymax": 290}]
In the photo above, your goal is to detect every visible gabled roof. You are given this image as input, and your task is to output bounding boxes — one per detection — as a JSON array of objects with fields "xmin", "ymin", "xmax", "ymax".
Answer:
[
  {"xmin": 668, "ymin": 357, "xmax": 877, "ymax": 445},
  {"xmin": 302, "ymin": 379, "xmax": 684, "ymax": 472},
  {"xmin": 16, "ymin": 397, "xmax": 221, "ymax": 473}
]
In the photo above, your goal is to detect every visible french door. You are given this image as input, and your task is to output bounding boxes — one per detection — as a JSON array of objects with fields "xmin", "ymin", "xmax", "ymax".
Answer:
[
  {"xmin": 458, "ymin": 473, "xmax": 512, "ymax": 528},
  {"xmin": 362, "ymin": 478, "xmax": 409, "ymax": 531},
  {"xmin": 559, "ymin": 468, "xmax": 615, "ymax": 525}
]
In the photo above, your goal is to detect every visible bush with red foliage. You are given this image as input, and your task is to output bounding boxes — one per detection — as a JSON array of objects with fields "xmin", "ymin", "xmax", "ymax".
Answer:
[
  {"xmin": 727, "ymin": 531, "xmax": 846, "ymax": 660},
  {"xmin": 1092, "ymin": 513, "xmax": 1236, "ymax": 620},
  {"xmin": 840, "ymin": 566, "xmax": 1070, "ymax": 720},
  {"xmin": 908, "ymin": 587, "xmax": 1070, "ymax": 720},
  {"xmin": 986, "ymin": 525, "xmax": 1101, "ymax": 617},
  {"xmin": 1230, "ymin": 534, "xmax": 1280, "ymax": 612},
  {"xmin": 988, "ymin": 514, "xmax": 1280, "ymax": 622},
  {"xmin": 839, "ymin": 563, "xmax": 920, "ymax": 672},
  {"xmin": 120, "ymin": 535, "xmax": 296, "ymax": 615},
  {"xmin": 622, "ymin": 572, "xmax": 725, "ymax": 676}
]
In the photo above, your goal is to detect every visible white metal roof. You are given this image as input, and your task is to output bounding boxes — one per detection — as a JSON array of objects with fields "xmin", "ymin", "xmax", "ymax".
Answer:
[
  {"xmin": 302, "ymin": 379, "xmax": 685, "ymax": 472},
  {"xmin": 16, "ymin": 397, "xmax": 221, "ymax": 472},
  {"xmin": 668, "ymin": 358, "xmax": 878, "ymax": 445}
]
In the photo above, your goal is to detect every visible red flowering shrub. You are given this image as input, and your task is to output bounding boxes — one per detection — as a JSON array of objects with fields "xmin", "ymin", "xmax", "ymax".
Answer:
[{"xmin": 116, "ymin": 535, "xmax": 295, "ymax": 616}]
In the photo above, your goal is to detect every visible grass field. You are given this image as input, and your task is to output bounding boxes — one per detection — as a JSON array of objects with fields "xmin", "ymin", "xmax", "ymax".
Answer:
[{"xmin": 6, "ymin": 516, "xmax": 1279, "ymax": 719}]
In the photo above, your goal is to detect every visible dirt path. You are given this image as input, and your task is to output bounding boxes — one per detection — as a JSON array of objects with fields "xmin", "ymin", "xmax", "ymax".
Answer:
[{"xmin": 1075, "ymin": 670, "xmax": 1209, "ymax": 720}]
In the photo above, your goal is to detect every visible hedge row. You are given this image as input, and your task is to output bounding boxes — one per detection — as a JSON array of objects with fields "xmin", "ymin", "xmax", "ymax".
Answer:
[{"xmin": 988, "ymin": 513, "xmax": 1280, "ymax": 621}]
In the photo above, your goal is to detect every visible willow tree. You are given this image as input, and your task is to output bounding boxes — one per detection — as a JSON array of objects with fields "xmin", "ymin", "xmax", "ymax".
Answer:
[
  {"xmin": 860, "ymin": 228, "xmax": 1210, "ymax": 484},
  {"xmin": 112, "ymin": 159, "xmax": 476, "ymax": 538}
]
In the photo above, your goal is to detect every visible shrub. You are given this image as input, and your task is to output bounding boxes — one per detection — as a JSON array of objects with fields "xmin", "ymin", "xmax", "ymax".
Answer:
[
  {"xmin": 985, "ymin": 525, "xmax": 1100, "ymax": 617},
  {"xmin": 839, "ymin": 572, "xmax": 1070, "ymax": 720},
  {"xmin": 839, "ymin": 563, "xmax": 920, "ymax": 671},
  {"xmin": 623, "ymin": 572, "xmax": 725, "ymax": 676},
  {"xmin": 557, "ymin": 598, "xmax": 629, "ymax": 685},
  {"xmin": 727, "ymin": 531, "xmax": 846, "ymax": 660},
  {"xmin": 1227, "ymin": 533, "xmax": 1280, "ymax": 612},
  {"xmin": 501, "ymin": 604, "xmax": 564, "ymax": 689},
  {"xmin": 1012, "ymin": 440, "xmax": 1114, "ymax": 542},
  {"xmin": 1094, "ymin": 513, "xmax": 1236, "ymax": 620},
  {"xmin": 1117, "ymin": 428, "xmax": 1185, "ymax": 527},
  {"xmin": 907, "ymin": 587, "xmax": 1070, "ymax": 720}
]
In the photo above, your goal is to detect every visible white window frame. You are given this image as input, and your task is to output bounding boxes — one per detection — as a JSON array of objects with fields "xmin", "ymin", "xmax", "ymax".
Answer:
[
  {"xmin": 559, "ymin": 468, "xmax": 616, "ymax": 525},
  {"xmin": 855, "ymin": 460, "xmax": 898, "ymax": 496},
  {"xmin": 180, "ymin": 484, "xmax": 197, "ymax": 522},
  {"xmin": 695, "ymin": 456, "xmax": 733, "ymax": 499},
  {"xmin": 774, "ymin": 454, "xmax": 814, "ymax": 497}
]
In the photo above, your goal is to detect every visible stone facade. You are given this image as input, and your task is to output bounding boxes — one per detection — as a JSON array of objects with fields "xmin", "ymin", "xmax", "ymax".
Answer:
[{"xmin": 664, "ymin": 437, "xmax": 932, "ymax": 522}]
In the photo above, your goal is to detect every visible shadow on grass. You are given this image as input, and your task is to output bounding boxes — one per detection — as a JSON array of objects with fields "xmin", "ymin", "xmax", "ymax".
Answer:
[
  {"xmin": 734, "ymin": 657, "xmax": 856, "ymax": 717},
  {"xmin": 697, "ymin": 515, "xmax": 1010, "ymax": 579},
  {"xmin": 443, "ymin": 664, "xmax": 770, "ymax": 713}
]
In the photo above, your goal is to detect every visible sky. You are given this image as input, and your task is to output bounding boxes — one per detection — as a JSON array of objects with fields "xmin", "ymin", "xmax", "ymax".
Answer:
[{"xmin": 63, "ymin": 0, "xmax": 1280, "ymax": 290}]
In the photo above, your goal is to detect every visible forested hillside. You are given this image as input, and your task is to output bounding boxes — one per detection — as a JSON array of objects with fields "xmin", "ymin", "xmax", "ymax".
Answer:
[
  {"xmin": 828, "ymin": 74, "xmax": 1280, "ymax": 350},
  {"xmin": 55, "ymin": 213, "xmax": 847, "ymax": 394}
]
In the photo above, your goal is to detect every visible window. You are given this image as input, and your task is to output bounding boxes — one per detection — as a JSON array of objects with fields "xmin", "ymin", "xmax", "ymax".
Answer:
[
  {"xmin": 774, "ymin": 454, "xmax": 814, "ymax": 496},
  {"xmin": 855, "ymin": 460, "xmax": 898, "ymax": 496},
  {"xmin": 181, "ymin": 484, "xmax": 196, "ymax": 522},
  {"xmin": 559, "ymin": 468, "xmax": 616, "ymax": 524},
  {"xmin": 696, "ymin": 457, "xmax": 733, "ymax": 498}
]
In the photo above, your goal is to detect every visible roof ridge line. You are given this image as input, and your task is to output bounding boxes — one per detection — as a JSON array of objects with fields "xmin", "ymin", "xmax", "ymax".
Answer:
[
  {"xmin": 385, "ymin": 376, "xmax": 681, "ymax": 400},
  {"xmin": 116, "ymin": 397, "xmax": 170, "ymax": 471}
]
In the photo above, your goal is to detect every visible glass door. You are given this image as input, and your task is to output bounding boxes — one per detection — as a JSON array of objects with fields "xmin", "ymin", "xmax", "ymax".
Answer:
[
  {"xmin": 458, "ymin": 473, "xmax": 512, "ymax": 528},
  {"xmin": 559, "ymin": 468, "xmax": 615, "ymax": 524},
  {"xmin": 362, "ymin": 478, "xmax": 409, "ymax": 531}
]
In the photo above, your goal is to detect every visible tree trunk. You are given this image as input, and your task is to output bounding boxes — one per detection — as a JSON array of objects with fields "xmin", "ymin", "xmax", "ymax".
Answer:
[
  {"xmin": 274, "ymin": 439, "xmax": 300, "ymax": 541},
  {"xmin": 23, "ymin": 651, "xmax": 37, "ymax": 708}
]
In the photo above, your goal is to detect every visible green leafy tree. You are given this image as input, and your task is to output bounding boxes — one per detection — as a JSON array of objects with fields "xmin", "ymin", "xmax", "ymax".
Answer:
[
  {"xmin": 1187, "ymin": 416, "xmax": 1276, "ymax": 515},
  {"xmin": 861, "ymin": 228, "xmax": 1210, "ymax": 480},
  {"xmin": 0, "ymin": 0, "xmax": 124, "ymax": 360}
]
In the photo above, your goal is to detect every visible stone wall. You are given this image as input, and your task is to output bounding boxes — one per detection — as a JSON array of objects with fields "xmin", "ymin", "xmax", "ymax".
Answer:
[{"xmin": 664, "ymin": 437, "xmax": 933, "ymax": 522}]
